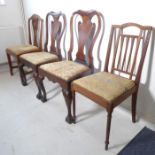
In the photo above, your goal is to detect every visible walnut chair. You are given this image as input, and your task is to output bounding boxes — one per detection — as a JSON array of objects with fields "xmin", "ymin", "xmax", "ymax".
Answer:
[
  {"xmin": 36, "ymin": 10, "xmax": 104, "ymax": 124},
  {"xmin": 18, "ymin": 11, "xmax": 66, "ymax": 88},
  {"xmin": 6, "ymin": 14, "xmax": 43, "ymax": 76},
  {"xmin": 71, "ymin": 23, "xmax": 152, "ymax": 150}
]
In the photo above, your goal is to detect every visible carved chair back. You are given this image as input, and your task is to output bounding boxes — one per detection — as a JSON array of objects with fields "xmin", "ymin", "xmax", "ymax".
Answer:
[
  {"xmin": 68, "ymin": 10, "xmax": 104, "ymax": 72},
  {"xmin": 28, "ymin": 14, "xmax": 43, "ymax": 49},
  {"xmin": 104, "ymin": 23, "xmax": 152, "ymax": 85},
  {"xmin": 44, "ymin": 11, "xmax": 66, "ymax": 60}
]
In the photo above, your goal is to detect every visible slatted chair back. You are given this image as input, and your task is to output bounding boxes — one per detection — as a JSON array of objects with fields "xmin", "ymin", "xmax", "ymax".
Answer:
[
  {"xmin": 104, "ymin": 23, "xmax": 152, "ymax": 84},
  {"xmin": 28, "ymin": 14, "xmax": 43, "ymax": 49},
  {"xmin": 68, "ymin": 10, "xmax": 104, "ymax": 72},
  {"xmin": 44, "ymin": 11, "xmax": 66, "ymax": 60}
]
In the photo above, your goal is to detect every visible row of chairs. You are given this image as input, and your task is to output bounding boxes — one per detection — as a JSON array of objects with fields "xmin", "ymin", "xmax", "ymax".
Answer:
[{"xmin": 6, "ymin": 10, "xmax": 152, "ymax": 150}]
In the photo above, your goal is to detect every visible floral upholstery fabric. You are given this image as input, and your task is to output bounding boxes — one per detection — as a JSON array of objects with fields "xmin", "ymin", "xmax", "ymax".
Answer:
[
  {"xmin": 40, "ymin": 60, "xmax": 90, "ymax": 82},
  {"xmin": 20, "ymin": 52, "xmax": 58, "ymax": 65},
  {"xmin": 72, "ymin": 72, "xmax": 135, "ymax": 103},
  {"xmin": 6, "ymin": 45, "xmax": 40, "ymax": 56}
]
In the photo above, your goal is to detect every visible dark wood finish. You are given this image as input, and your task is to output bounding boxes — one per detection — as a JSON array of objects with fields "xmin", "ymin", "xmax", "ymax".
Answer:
[
  {"xmin": 19, "ymin": 11, "xmax": 66, "ymax": 86},
  {"xmin": 28, "ymin": 14, "xmax": 43, "ymax": 50},
  {"xmin": 68, "ymin": 10, "xmax": 103, "ymax": 72},
  {"xmin": 105, "ymin": 105, "xmax": 113, "ymax": 150},
  {"xmin": 72, "ymin": 23, "xmax": 152, "ymax": 150},
  {"xmin": 105, "ymin": 23, "xmax": 152, "ymax": 84},
  {"xmin": 44, "ymin": 11, "xmax": 66, "ymax": 59},
  {"xmin": 6, "ymin": 14, "xmax": 43, "ymax": 76},
  {"xmin": 37, "ymin": 10, "xmax": 104, "ymax": 123}
]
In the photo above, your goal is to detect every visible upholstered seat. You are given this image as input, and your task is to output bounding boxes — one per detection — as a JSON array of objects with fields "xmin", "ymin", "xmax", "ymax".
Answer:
[
  {"xmin": 20, "ymin": 52, "xmax": 58, "ymax": 65},
  {"xmin": 6, "ymin": 45, "xmax": 39, "ymax": 56},
  {"xmin": 72, "ymin": 72, "xmax": 135, "ymax": 104},
  {"xmin": 18, "ymin": 12, "xmax": 67, "ymax": 86},
  {"xmin": 40, "ymin": 60, "xmax": 90, "ymax": 82},
  {"xmin": 37, "ymin": 10, "xmax": 104, "ymax": 124},
  {"xmin": 71, "ymin": 23, "xmax": 152, "ymax": 150}
]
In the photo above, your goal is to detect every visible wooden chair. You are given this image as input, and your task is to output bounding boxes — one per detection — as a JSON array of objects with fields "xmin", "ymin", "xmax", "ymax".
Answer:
[
  {"xmin": 6, "ymin": 14, "xmax": 43, "ymax": 76},
  {"xmin": 18, "ymin": 11, "xmax": 66, "ymax": 88},
  {"xmin": 71, "ymin": 23, "xmax": 152, "ymax": 150},
  {"xmin": 36, "ymin": 10, "xmax": 104, "ymax": 124}
]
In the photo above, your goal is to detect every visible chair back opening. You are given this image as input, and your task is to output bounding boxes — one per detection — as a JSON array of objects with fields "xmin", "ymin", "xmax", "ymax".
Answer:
[
  {"xmin": 28, "ymin": 14, "xmax": 43, "ymax": 49},
  {"xmin": 44, "ymin": 11, "xmax": 66, "ymax": 60},
  {"xmin": 104, "ymin": 23, "xmax": 152, "ymax": 84},
  {"xmin": 68, "ymin": 10, "xmax": 104, "ymax": 72}
]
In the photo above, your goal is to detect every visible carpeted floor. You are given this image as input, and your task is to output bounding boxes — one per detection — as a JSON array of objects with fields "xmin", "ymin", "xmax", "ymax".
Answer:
[{"xmin": 118, "ymin": 127, "xmax": 155, "ymax": 155}]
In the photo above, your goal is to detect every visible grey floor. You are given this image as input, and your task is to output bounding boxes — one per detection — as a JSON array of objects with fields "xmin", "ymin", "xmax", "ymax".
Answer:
[{"xmin": 0, "ymin": 64, "xmax": 155, "ymax": 155}]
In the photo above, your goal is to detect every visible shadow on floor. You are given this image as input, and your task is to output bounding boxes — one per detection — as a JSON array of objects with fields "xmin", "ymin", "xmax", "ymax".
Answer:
[{"xmin": 77, "ymin": 106, "xmax": 105, "ymax": 123}]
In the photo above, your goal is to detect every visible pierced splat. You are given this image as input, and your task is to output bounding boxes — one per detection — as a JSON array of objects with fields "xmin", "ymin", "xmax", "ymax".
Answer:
[
  {"xmin": 44, "ymin": 12, "xmax": 66, "ymax": 59},
  {"xmin": 32, "ymin": 16, "xmax": 39, "ymax": 46},
  {"xmin": 50, "ymin": 19, "xmax": 62, "ymax": 53},
  {"xmin": 28, "ymin": 14, "xmax": 43, "ymax": 49},
  {"xmin": 76, "ymin": 16, "xmax": 95, "ymax": 64},
  {"xmin": 68, "ymin": 10, "xmax": 103, "ymax": 71}
]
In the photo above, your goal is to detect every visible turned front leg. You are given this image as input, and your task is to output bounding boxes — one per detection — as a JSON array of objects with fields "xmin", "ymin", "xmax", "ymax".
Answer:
[
  {"xmin": 62, "ymin": 88, "xmax": 75, "ymax": 124},
  {"xmin": 105, "ymin": 105, "xmax": 113, "ymax": 150},
  {"xmin": 132, "ymin": 91, "xmax": 138, "ymax": 123}
]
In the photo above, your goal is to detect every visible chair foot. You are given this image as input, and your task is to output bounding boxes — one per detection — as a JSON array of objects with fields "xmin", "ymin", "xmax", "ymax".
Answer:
[
  {"xmin": 41, "ymin": 97, "xmax": 47, "ymax": 103},
  {"xmin": 65, "ymin": 115, "xmax": 76, "ymax": 124},
  {"xmin": 72, "ymin": 116, "xmax": 76, "ymax": 124},
  {"xmin": 105, "ymin": 142, "xmax": 109, "ymax": 150},
  {"xmin": 132, "ymin": 118, "xmax": 136, "ymax": 123},
  {"xmin": 36, "ymin": 93, "xmax": 41, "ymax": 100},
  {"xmin": 62, "ymin": 88, "xmax": 75, "ymax": 124},
  {"xmin": 22, "ymin": 81, "xmax": 28, "ymax": 86}
]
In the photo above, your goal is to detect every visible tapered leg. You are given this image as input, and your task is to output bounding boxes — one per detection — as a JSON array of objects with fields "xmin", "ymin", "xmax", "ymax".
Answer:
[
  {"xmin": 19, "ymin": 63, "xmax": 27, "ymax": 86},
  {"xmin": 105, "ymin": 106, "xmax": 113, "ymax": 150},
  {"xmin": 37, "ymin": 75, "xmax": 47, "ymax": 102},
  {"xmin": 72, "ymin": 91, "xmax": 76, "ymax": 123},
  {"xmin": 6, "ymin": 53, "xmax": 13, "ymax": 76},
  {"xmin": 132, "ymin": 91, "xmax": 138, "ymax": 123},
  {"xmin": 62, "ymin": 88, "xmax": 75, "ymax": 124}
]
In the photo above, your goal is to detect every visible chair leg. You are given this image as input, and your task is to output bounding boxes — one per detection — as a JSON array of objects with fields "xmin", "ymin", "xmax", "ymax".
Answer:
[
  {"xmin": 37, "ymin": 75, "xmax": 47, "ymax": 102},
  {"xmin": 72, "ymin": 91, "xmax": 76, "ymax": 123},
  {"xmin": 132, "ymin": 91, "xmax": 138, "ymax": 123},
  {"xmin": 19, "ymin": 63, "xmax": 27, "ymax": 86},
  {"xmin": 105, "ymin": 106, "xmax": 113, "ymax": 150},
  {"xmin": 62, "ymin": 88, "xmax": 75, "ymax": 124},
  {"xmin": 33, "ymin": 72, "xmax": 42, "ymax": 100},
  {"xmin": 6, "ymin": 53, "xmax": 13, "ymax": 76}
]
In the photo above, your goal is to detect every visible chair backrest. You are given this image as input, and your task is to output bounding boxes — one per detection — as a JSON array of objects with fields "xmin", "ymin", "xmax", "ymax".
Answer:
[
  {"xmin": 68, "ymin": 10, "xmax": 104, "ymax": 72},
  {"xmin": 104, "ymin": 23, "xmax": 152, "ymax": 84},
  {"xmin": 44, "ymin": 11, "xmax": 66, "ymax": 60},
  {"xmin": 28, "ymin": 14, "xmax": 43, "ymax": 50}
]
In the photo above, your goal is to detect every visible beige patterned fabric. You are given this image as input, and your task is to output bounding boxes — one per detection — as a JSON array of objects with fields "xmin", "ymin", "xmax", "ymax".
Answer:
[
  {"xmin": 20, "ymin": 52, "xmax": 58, "ymax": 65},
  {"xmin": 6, "ymin": 45, "xmax": 40, "ymax": 56},
  {"xmin": 40, "ymin": 60, "xmax": 90, "ymax": 81},
  {"xmin": 72, "ymin": 72, "xmax": 135, "ymax": 103}
]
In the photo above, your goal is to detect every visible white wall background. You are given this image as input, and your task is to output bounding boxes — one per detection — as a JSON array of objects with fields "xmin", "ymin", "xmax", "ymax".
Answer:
[
  {"xmin": 0, "ymin": 0, "xmax": 25, "ymax": 63},
  {"xmin": 23, "ymin": 0, "xmax": 155, "ymax": 125}
]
